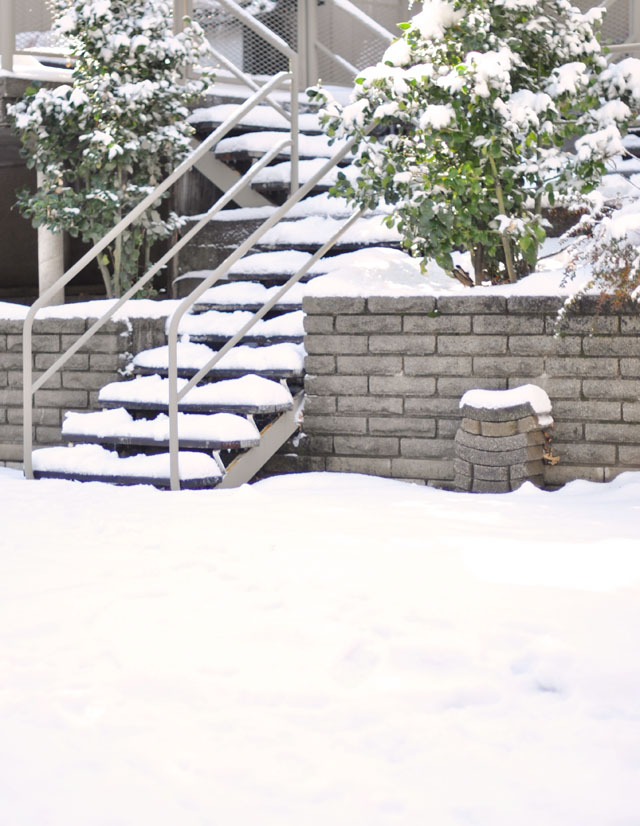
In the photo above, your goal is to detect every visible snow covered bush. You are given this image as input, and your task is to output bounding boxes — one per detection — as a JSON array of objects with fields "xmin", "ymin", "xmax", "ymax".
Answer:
[
  {"xmin": 314, "ymin": 0, "xmax": 640, "ymax": 285},
  {"xmin": 10, "ymin": 0, "xmax": 211, "ymax": 298}
]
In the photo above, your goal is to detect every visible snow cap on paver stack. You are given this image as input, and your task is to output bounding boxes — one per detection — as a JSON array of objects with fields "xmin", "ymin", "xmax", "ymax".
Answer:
[{"xmin": 454, "ymin": 385, "xmax": 553, "ymax": 493}]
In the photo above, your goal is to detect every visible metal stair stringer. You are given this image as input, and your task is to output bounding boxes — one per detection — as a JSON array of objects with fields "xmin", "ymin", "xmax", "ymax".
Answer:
[
  {"xmin": 217, "ymin": 389, "xmax": 304, "ymax": 488},
  {"xmin": 190, "ymin": 138, "xmax": 272, "ymax": 208}
]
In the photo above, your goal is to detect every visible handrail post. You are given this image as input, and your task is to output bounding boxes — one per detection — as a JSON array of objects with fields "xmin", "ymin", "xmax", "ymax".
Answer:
[
  {"xmin": 289, "ymin": 53, "xmax": 300, "ymax": 194},
  {"xmin": 1, "ymin": 0, "xmax": 15, "ymax": 72},
  {"xmin": 173, "ymin": 0, "xmax": 186, "ymax": 34}
]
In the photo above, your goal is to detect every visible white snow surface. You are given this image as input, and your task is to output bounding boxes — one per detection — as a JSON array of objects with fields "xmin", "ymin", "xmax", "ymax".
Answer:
[
  {"xmin": 62, "ymin": 408, "xmax": 259, "ymax": 444},
  {"xmin": 460, "ymin": 384, "xmax": 552, "ymax": 415},
  {"xmin": 0, "ymin": 298, "xmax": 180, "ymax": 322},
  {"xmin": 215, "ymin": 131, "xmax": 350, "ymax": 159},
  {"xmin": 2, "ymin": 468, "xmax": 640, "ymax": 826},
  {"xmin": 188, "ymin": 103, "xmax": 321, "ymax": 132},
  {"xmin": 132, "ymin": 341, "xmax": 305, "ymax": 373},
  {"xmin": 98, "ymin": 374, "xmax": 292, "ymax": 409},
  {"xmin": 176, "ymin": 309, "xmax": 304, "ymax": 339},
  {"xmin": 31, "ymin": 444, "xmax": 222, "ymax": 479}
]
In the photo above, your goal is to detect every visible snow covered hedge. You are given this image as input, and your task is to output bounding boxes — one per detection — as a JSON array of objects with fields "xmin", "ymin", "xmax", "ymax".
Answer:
[
  {"xmin": 315, "ymin": 0, "xmax": 640, "ymax": 286},
  {"xmin": 9, "ymin": 0, "xmax": 211, "ymax": 299}
]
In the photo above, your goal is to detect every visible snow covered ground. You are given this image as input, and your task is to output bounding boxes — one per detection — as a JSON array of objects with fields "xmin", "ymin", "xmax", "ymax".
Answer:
[{"xmin": 1, "ymin": 467, "xmax": 640, "ymax": 826}]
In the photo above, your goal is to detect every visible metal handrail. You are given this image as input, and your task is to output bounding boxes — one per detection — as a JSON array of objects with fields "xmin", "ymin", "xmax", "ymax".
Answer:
[
  {"xmin": 165, "ymin": 125, "xmax": 373, "ymax": 489},
  {"xmin": 328, "ymin": 0, "xmax": 395, "ymax": 42},
  {"xmin": 22, "ymin": 71, "xmax": 293, "ymax": 477}
]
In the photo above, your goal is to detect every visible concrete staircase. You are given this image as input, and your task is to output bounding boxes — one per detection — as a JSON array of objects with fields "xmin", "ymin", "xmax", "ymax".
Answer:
[{"xmin": 29, "ymin": 91, "xmax": 402, "ymax": 489}]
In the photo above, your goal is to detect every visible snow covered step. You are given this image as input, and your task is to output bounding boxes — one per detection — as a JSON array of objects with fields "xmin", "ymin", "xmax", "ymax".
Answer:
[
  {"xmin": 252, "ymin": 215, "xmax": 402, "ymax": 252},
  {"xmin": 132, "ymin": 342, "xmax": 306, "ymax": 380},
  {"xmin": 214, "ymin": 131, "xmax": 352, "ymax": 162},
  {"xmin": 175, "ymin": 309, "xmax": 305, "ymax": 345},
  {"xmin": 188, "ymin": 104, "xmax": 322, "ymax": 134},
  {"xmin": 250, "ymin": 158, "xmax": 357, "ymax": 195},
  {"xmin": 62, "ymin": 408, "xmax": 260, "ymax": 450},
  {"xmin": 193, "ymin": 280, "xmax": 305, "ymax": 313},
  {"xmin": 98, "ymin": 374, "xmax": 293, "ymax": 415},
  {"xmin": 32, "ymin": 444, "xmax": 224, "ymax": 489}
]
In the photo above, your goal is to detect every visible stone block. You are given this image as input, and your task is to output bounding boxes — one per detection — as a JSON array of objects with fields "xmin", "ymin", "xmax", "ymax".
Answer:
[
  {"xmin": 472, "ymin": 356, "xmax": 544, "ymax": 378},
  {"xmin": 62, "ymin": 371, "xmax": 118, "ymax": 391},
  {"xmin": 326, "ymin": 456, "xmax": 392, "ymax": 475},
  {"xmin": 553, "ymin": 401, "xmax": 621, "ymax": 422},
  {"xmin": 438, "ymin": 418, "xmax": 460, "ymax": 438},
  {"xmin": 0, "ymin": 424, "xmax": 24, "ymax": 442},
  {"xmin": 9, "ymin": 370, "xmax": 61, "ymax": 390},
  {"xmin": 305, "ymin": 375, "xmax": 368, "ymax": 395},
  {"xmin": 618, "ymin": 445, "xmax": 640, "ymax": 465},
  {"xmin": 35, "ymin": 352, "xmax": 90, "ymax": 371},
  {"xmin": 11, "ymin": 334, "xmax": 60, "ymax": 353},
  {"xmin": 34, "ymin": 318, "xmax": 85, "ymax": 335},
  {"xmin": 459, "ymin": 401, "xmax": 535, "ymax": 423},
  {"xmin": 333, "ymin": 435, "xmax": 399, "ymax": 456},
  {"xmin": 454, "ymin": 472, "xmax": 473, "ymax": 491},
  {"xmin": 405, "ymin": 397, "xmax": 460, "ymax": 416},
  {"xmin": 510, "ymin": 376, "xmax": 580, "ymax": 399},
  {"xmin": 33, "ymin": 389, "xmax": 88, "ymax": 409},
  {"xmin": 304, "ymin": 315, "xmax": 335, "ymax": 334},
  {"xmin": 367, "ymin": 296, "xmax": 435, "ymax": 314},
  {"xmin": 620, "ymin": 315, "xmax": 640, "ymax": 335},
  {"xmin": 551, "ymin": 421, "xmax": 584, "ymax": 441},
  {"xmin": 584, "ymin": 422, "xmax": 640, "ymax": 443},
  {"xmin": 549, "ymin": 314, "xmax": 618, "ymax": 335},
  {"xmin": 8, "ymin": 407, "xmax": 61, "ymax": 426},
  {"xmin": 438, "ymin": 335, "xmax": 507, "ymax": 356},
  {"xmin": 305, "ymin": 334, "xmax": 368, "ymax": 355},
  {"xmin": 473, "ymin": 464, "xmax": 510, "ymax": 481},
  {"xmin": 337, "ymin": 355, "xmax": 403, "ymax": 375},
  {"xmin": 304, "ymin": 355, "xmax": 336, "ymax": 374},
  {"xmin": 546, "ymin": 357, "xmax": 617, "ymax": 377},
  {"xmin": 404, "ymin": 356, "xmax": 472, "ymax": 377},
  {"xmin": 438, "ymin": 295, "xmax": 507, "ymax": 314},
  {"xmin": 368, "ymin": 416, "xmax": 436, "ymax": 437},
  {"xmin": 453, "ymin": 458, "xmax": 473, "ymax": 476},
  {"xmin": 0, "ymin": 443, "xmax": 23, "ymax": 462},
  {"xmin": 338, "ymin": 395, "xmax": 403, "ymax": 415},
  {"xmin": 583, "ymin": 336, "xmax": 640, "ymax": 357},
  {"xmin": 62, "ymin": 334, "xmax": 121, "ymax": 354},
  {"xmin": 479, "ymin": 419, "xmax": 517, "ymax": 436},
  {"xmin": 473, "ymin": 315, "xmax": 544, "ymax": 335},
  {"xmin": 620, "ymin": 358, "xmax": 640, "ymax": 377},
  {"xmin": 622, "ymin": 402, "xmax": 640, "ymax": 423},
  {"xmin": 402, "ymin": 438, "xmax": 454, "ymax": 458},
  {"xmin": 370, "ymin": 334, "xmax": 436, "ymax": 355},
  {"xmin": 508, "ymin": 335, "xmax": 581, "ymax": 356},
  {"xmin": 582, "ymin": 378, "xmax": 640, "ymax": 399},
  {"xmin": 553, "ymin": 441, "xmax": 617, "ymax": 464},
  {"xmin": 303, "ymin": 296, "xmax": 365, "ymax": 315},
  {"xmin": 461, "ymin": 417, "xmax": 481, "ymax": 435},
  {"xmin": 369, "ymin": 375, "xmax": 436, "ymax": 396},
  {"xmin": 404, "ymin": 314, "xmax": 471, "ymax": 334},
  {"xmin": 454, "ymin": 441, "xmax": 543, "ymax": 467},
  {"xmin": 391, "ymin": 457, "xmax": 454, "ymax": 480},
  {"xmin": 303, "ymin": 415, "xmax": 367, "ymax": 435},
  {"xmin": 0, "ymin": 388, "xmax": 23, "ymax": 406},
  {"xmin": 508, "ymin": 460, "xmax": 545, "ymax": 480},
  {"xmin": 506, "ymin": 296, "xmax": 563, "ymax": 314},
  {"xmin": 544, "ymin": 464, "xmax": 605, "ymax": 485},
  {"xmin": 471, "ymin": 478, "xmax": 510, "ymax": 493},
  {"xmin": 89, "ymin": 354, "xmax": 126, "ymax": 371},
  {"xmin": 35, "ymin": 426, "xmax": 64, "ymax": 445},
  {"xmin": 455, "ymin": 428, "xmax": 544, "ymax": 452},
  {"xmin": 438, "ymin": 376, "xmax": 507, "ymax": 396},
  {"xmin": 336, "ymin": 315, "xmax": 401, "ymax": 333},
  {"xmin": 304, "ymin": 395, "xmax": 337, "ymax": 415}
]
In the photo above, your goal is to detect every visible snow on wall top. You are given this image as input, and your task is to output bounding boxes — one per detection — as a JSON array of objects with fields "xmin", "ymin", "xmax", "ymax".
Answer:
[{"xmin": 460, "ymin": 384, "xmax": 552, "ymax": 415}]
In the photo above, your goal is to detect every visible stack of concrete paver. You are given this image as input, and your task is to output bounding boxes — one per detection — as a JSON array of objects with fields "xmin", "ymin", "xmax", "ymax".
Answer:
[{"xmin": 454, "ymin": 385, "xmax": 553, "ymax": 493}]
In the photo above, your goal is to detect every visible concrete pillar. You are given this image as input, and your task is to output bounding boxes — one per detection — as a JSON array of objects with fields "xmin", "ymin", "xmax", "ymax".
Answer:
[
  {"xmin": 37, "ymin": 171, "xmax": 65, "ymax": 306},
  {"xmin": 1, "ymin": 0, "xmax": 15, "ymax": 72}
]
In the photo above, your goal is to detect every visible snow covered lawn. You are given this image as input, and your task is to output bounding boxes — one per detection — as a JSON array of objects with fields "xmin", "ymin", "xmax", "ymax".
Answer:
[{"xmin": 1, "ymin": 468, "xmax": 640, "ymax": 826}]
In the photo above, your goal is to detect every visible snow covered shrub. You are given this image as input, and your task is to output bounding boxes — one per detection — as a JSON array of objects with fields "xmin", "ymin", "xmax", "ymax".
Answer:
[
  {"xmin": 314, "ymin": 0, "xmax": 640, "ymax": 285},
  {"xmin": 10, "ymin": 0, "xmax": 211, "ymax": 298}
]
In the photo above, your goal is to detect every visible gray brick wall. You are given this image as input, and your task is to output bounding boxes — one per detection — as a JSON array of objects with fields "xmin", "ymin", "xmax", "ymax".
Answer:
[
  {"xmin": 0, "ymin": 316, "xmax": 166, "ymax": 466},
  {"xmin": 299, "ymin": 294, "xmax": 640, "ymax": 488}
]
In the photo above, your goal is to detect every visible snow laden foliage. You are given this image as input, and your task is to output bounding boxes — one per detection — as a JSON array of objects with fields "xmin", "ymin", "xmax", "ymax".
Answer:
[
  {"xmin": 313, "ymin": 0, "xmax": 640, "ymax": 285},
  {"xmin": 9, "ymin": 0, "xmax": 211, "ymax": 298}
]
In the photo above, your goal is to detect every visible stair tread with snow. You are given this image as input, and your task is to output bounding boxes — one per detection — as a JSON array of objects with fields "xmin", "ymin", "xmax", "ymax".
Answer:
[
  {"xmin": 174, "ymin": 308, "xmax": 304, "ymax": 345},
  {"xmin": 188, "ymin": 104, "xmax": 323, "ymax": 135},
  {"xmin": 98, "ymin": 374, "xmax": 294, "ymax": 415},
  {"xmin": 132, "ymin": 342, "xmax": 306, "ymax": 381},
  {"xmin": 32, "ymin": 444, "xmax": 225, "ymax": 489},
  {"xmin": 214, "ymin": 131, "xmax": 353, "ymax": 164},
  {"xmin": 62, "ymin": 409, "xmax": 261, "ymax": 451},
  {"xmin": 192, "ymin": 280, "xmax": 304, "ymax": 313}
]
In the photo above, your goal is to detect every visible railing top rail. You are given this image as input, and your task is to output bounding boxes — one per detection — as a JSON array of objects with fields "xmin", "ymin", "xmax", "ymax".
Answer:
[{"xmin": 328, "ymin": 0, "xmax": 395, "ymax": 42}]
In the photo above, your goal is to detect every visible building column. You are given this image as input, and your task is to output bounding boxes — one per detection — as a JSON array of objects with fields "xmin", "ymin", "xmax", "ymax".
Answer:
[{"xmin": 37, "ymin": 172, "xmax": 64, "ymax": 305}]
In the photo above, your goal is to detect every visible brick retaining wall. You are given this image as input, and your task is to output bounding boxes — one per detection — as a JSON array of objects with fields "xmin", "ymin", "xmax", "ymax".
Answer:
[
  {"xmin": 299, "ymin": 294, "xmax": 640, "ymax": 488},
  {"xmin": 0, "ymin": 315, "xmax": 166, "ymax": 466}
]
